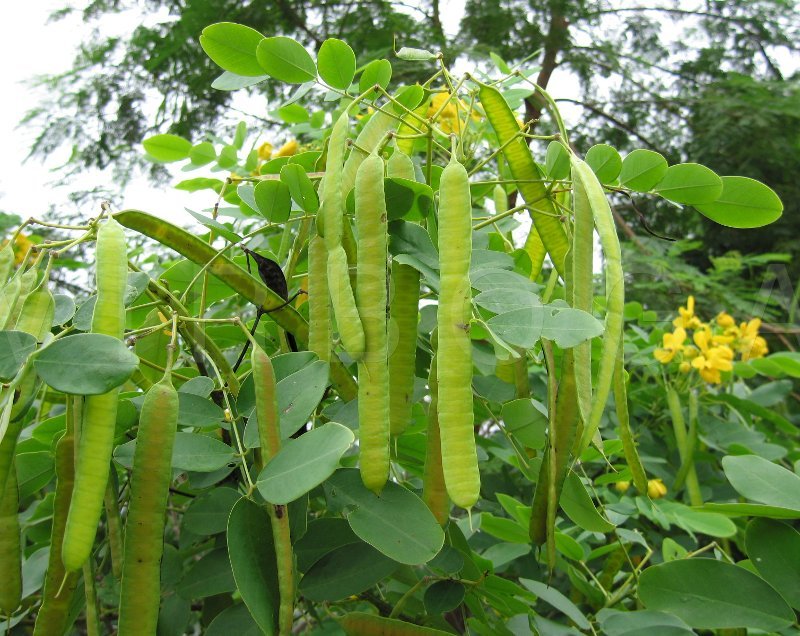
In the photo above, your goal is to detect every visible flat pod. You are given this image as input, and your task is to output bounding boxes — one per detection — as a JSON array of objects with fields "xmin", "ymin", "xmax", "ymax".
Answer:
[
  {"xmin": 307, "ymin": 235, "xmax": 331, "ymax": 362},
  {"xmin": 0, "ymin": 467, "xmax": 21, "ymax": 615}
]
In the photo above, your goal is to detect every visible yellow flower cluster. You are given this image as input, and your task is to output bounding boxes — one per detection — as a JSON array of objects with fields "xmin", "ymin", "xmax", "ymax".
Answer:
[
  {"xmin": 427, "ymin": 91, "xmax": 479, "ymax": 135},
  {"xmin": 654, "ymin": 296, "xmax": 768, "ymax": 383},
  {"xmin": 252, "ymin": 139, "xmax": 298, "ymax": 175}
]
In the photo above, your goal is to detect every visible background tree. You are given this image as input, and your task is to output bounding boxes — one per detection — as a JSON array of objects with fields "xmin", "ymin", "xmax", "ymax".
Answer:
[{"xmin": 26, "ymin": 0, "xmax": 800, "ymax": 271}]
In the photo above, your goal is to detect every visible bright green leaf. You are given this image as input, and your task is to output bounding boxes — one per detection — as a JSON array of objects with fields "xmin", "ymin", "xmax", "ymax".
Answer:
[
  {"xmin": 619, "ymin": 149, "xmax": 668, "ymax": 192},
  {"xmin": 654, "ymin": 163, "xmax": 723, "ymax": 205},
  {"xmin": 200, "ymin": 22, "xmax": 265, "ymax": 76},
  {"xmin": 317, "ymin": 38, "xmax": 356, "ymax": 90},
  {"xmin": 585, "ymin": 144, "xmax": 622, "ymax": 183},
  {"xmin": 694, "ymin": 176, "xmax": 783, "ymax": 228},
  {"xmin": 257, "ymin": 37, "xmax": 316, "ymax": 84},
  {"xmin": 143, "ymin": 134, "xmax": 192, "ymax": 163}
]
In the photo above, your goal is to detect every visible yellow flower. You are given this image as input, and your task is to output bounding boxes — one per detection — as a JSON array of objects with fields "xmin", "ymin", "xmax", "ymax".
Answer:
[
  {"xmin": 275, "ymin": 139, "xmax": 298, "ymax": 157},
  {"xmin": 691, "ymin": 329, "xmax": 734, "ymax": 384},
  {"xmin": 654, "ymin": 327, "xmax": 687, "ymax": 364},
  {"xmin": 736, "ymin": 318, "xmax": 768, "ymax": 361},
  {"xmin": 257, "ymin": 142, "xmax": 273, "ymax": 161},
  {"xmin": 679, "ymin": 361, "xmax": 692, "ymax": 373},
  {"xmin": 683, "ymin": 345, "xmax": 698, "ymax": 360},
  {"xmin": 716, "ymin": 311, "xmax": 735, "ymax": 328},
  {"xmin": 427, "ymin": 91, "xmax": 479, "ymax": 135},
  {"xmin": 672, "ymin": 296, "xmax": 703, "ymax": 330},
  {"xmin": 614, "ymin": 481, "xmax": 630, "ymax": 493},
  {"xmin": 647, "ymin": 478, "xmax": 667, "ymax": 499}
]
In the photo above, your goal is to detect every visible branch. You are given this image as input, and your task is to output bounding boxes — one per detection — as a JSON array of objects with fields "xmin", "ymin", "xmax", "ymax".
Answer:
[{"xmin": 555, "ymin": 97, "xmax": 664, "ymax": 153}]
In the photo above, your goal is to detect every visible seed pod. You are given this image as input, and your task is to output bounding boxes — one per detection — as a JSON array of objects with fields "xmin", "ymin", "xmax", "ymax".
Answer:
[
  {"xmin": 0, "ymin": 241, "xmax": 13, "ymax": 285},
  {"xmin": 355, "ymin": 152, "xmax": 390, "ymax": 493},
  {"xmin": 320, "ymin": 111, "xmax": 349, "ymax": 249},
  {"xmin": 328, "ymin": 244, "xmax": 365, "ymax": 360},
  {"xmin": 388, "ymin": 263, "xmax": 419, "ymax": 436},
  {"xmin": 117, "ymin": 375, "xmax": 179, "ymax": 636},
  {"xmin": 34, "ymin": 412, "xmax": 80, "ymax": 636},
  {"xmin": 422, "ymin": 331, "xmax": 448, "ymax": 526},
  {"xmin": 63, "ymin": 217, "xmax": 128, "ymax": 572},
  {"xmin": 436, "ymin": 153, "xmax": 479, "ymax": 509},
  {"xmin": 0, "ymin": 466, "xmax": 21, "ymax": 615},
  {"xmin": 307, "ymin": 235, "xmax": 331, "ymax": 362}
]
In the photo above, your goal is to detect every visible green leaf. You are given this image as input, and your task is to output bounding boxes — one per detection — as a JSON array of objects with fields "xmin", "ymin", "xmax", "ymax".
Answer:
[
  {"xmin": 392, "ymin": 84, "xmax": 425, "ymax": 112},
  {"xmin": 175, "ymin": 177, "xmax": 224, "ymax": 193},
  {"xmin": 256, "ymin": 37, "xmax": 316, "ymax": 84},
  {"xmin": 52, "ymin": 294, "xmax": 76, "ymax": 326},
  {"xmin": 277, "ymin": 360, "xmax": 330, "ymax": 438},
  {"xmin": 217, "ymin": 144, "xmax": 238, "ymax": 169},
  {"xmin": 317, "ymin": 38, "xmax": 356, "ymax": 90},
  {"xmin": 388, "ymin": 221, "xmax": 440, "ymax": 289},
  {"xmin": 500, "ymin": 399, "xmax": 547, "ymax": 449},
  {"xmin": 280, "ymin": 164, "xmax": 319, "ymax": 213},
  {"xmin": 561, "ymin": 473, "xmax": 615, "ymax": 533},
  {"xmin": 183, "ymin": 487, "xmax": 241, "ymax": 536},
  {"xmin": 199, "ymin": 22, "xmax": 265, "ymax": 76},
  {"xmin": 176, "ymin": 549, "xmax": 236, "ymax": 599},
  {"xmin": 700, "ymin": 502, "xmax": 800, "ymax": 519},
  {"xmin": 424, "ymin": 580, "xmax": 465, "ymax": 614},
  {"xmin": 0, "ymin": 331, "xmax": 37, "ymax": 381},
  {"xmin": 385, "ymin": 177, "xmax": 433, "ymax": 221},
  {"xmin": 275, "ymin": 103, "xmax": 309, "ymax": 124},
  {"xmin": 654, "ymin": 163, "xmax": 723, "ymax": 205},
  {"xmin": 114, "ymin": 433, "xmax": 236, "ymax": 473},
  {"xmin": 359, "ymin": 59, "xmax": 392, "ymax": 94},
  {"xmin": 475, "ymin": 289, "xmax": 541, "ymax": 314},
  {"xmin": 722, "ymin": 454, "xmax": 800, "ymax": 509},
  {"xmin": 295, "ymin": 518, "xmax": 360, "ymax": 572},
  {"xmin": 694, "ymin": 176, "xmax": 783, "ymax": 228},
  {"xmin": 211, "ymin": 71, "xmax": 269, "ymax": 91},
  {"xmin": 142, "ymin": 134, "xmax": 192, "ymax": 163},
  {"xmin": 33, "ymin": 333, "xmax": 139, "ymax": 394},
  {"xmin": 585, "ymin": 144, "xmax": 622, "ymax": 183},
  {"xmin": 254, "ymin": 180, "xmax": 292, "ymax": 222},
  {"xmin": 299, "ymin": 542, "xmax": 398, "ymax": 601},
  {"xmin": 227, "ymin": 497, "xmax": 280, "ymax": 635},
  {"xmin": 545, "ymin": 141, "xmax": 570, "ymax": 180},
  {"xmin": 206, "ymin": 604, "xmax": 262, "ymax": 636},
  {"xmin": 189, "ymin": 141, "xmax": 216, "ymax": 166},
  {"xmin": 325, "ymin": 469, "xmax": 445, "ymax": 565},
  {"xmin": 638, "ymin": 559, "xmax": 794, "ymax": 631},
  {"xmin": 257, "ymin": 423, "xmax": 354, "ymax": 504},
  {"xmin": 597, "ymin": 609, "xmax": 694, "ymax": 636},
  {"xmin": 662, "ymin": 502, "xmax": 736, "ymax": 538},
  {"xmin": 486, "ymin": 305, "xmax": 602, "ymax": 349},
  {"xmin": 745, "ymin": 518, "xmax": 800, "ymax": 610},
  {"xmin": 480, "ymin": 513, "xmax": 528, "ymax": 543},
  {"xmin": 521, "ymin": 578, "xmax": 591, "ymax": 630},
  {"xmin": 619, "ymin": 149, "xmax": 669, "ymax": 192},
  {"xmin": 185, "ymin": 209, "xmax": 242, "ymax": 244}
]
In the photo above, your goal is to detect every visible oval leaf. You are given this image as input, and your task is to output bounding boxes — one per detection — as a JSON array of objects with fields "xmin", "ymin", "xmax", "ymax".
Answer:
[
  {"xmin": 746, "ymin": 518, "xmax": 800, "ymax": 610},
  {"xmin": 200, "ymin": 22, "xmax": 265, "ymax": 76},
  {"xmin": 257, "ymin": 423, "xmax": 354, "ymax": 504},
  {"xmin": 359, "ymin": 59, "xmax": 392, "ymax": 94},
  {"xmin": 256, "ymin": 37, "xmax": 316, "ymax": 84},
  {"xmin": 638, "ymin": 559, "xmax": 794, "ymax": 631},
  {"xmin": 0, "ymin": 331, "xmax": 38, "ymax": 381},
  {"xmin": 142, "ymin": 134, "xmax": 192, "ymax": 163},
  {"xmin": 254, "ymin": 180, "xmax": 292, "ymax": 222},
  {"xmin": 694, "ymin": 176, "xmax": 783, "ymax": 228},
  {"xmin": 114, "ymin": 433, "xmax": 236, "ymax": 473},
  {"xmin": 325, "ymin": 469, "xmax": 444, "ymax": 565},
  {"xmin": 585, "ymin": 144, "xmax": 622, "ymax": 183},
  {"xmin": 654, "ymin": 163, "xmax": 723, "ymax": 205},
  {"xmin": 317, "ymin": 38, "xmax": 356, "ymax": 90},
  {"xmin": 33, "ymin": 333, "xmax": 139, "ymax": 394},
  {"xmin": 545, "ymin": 141, "xmax": 570, "ymax": 180},
  {"xmin": 299, "ymin": 542, "xmax": 398, "ymax": 601},
  {"xmin": 227, "ymin": 497, "xmax": 280, "ymax": 635},
  {"xmin": 280, "ymin": 164, "xmax": 319, "ymax": 213},
  {"xmin": 619, "ymin": 149, "xmax": 668, "ymax": 192},
  {"xmin": 722, "ymin": 454, "xmax": 800, "ymax": 510}
]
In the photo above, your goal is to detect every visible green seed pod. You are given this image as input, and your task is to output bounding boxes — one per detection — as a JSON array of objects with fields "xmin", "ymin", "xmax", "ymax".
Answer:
[
  {"xmin": 63, "ymin": 217, "xmax": 128, "ymax": 572},
  {"xmin": 388, "ymin": 263, "xmax": 419, "ymax": 436},
  {"xmin": 0, "ymin": 241, "xmax": 13, "ymax": 286},
  {"xmin": 0, "ymin": 467, "xmax": 21, "ymax": 615},
  {"xmin": 307, "ymin": 235, "xmax": 331, "ymax": 362},
  {"xmin": 436, "ymin": 153, "xmax": 479, "ymax": 509},
  {"xmin": 320, "ymin": 111, "xmax": 349, "ymax": 249},
  {"xmin": 117, "ymin": 375, "xmax": 179, "ymax": 636},
  {"xmin": 355, "ymin": 152, "xmax": 390, "ymax": 493},
  {"xmin": 422, "ymin": 331, "xmax": 449, "ymax": 526},
  {"xmin": 328, "ymin": 244, "xmax": 365, "ymax": 360}
]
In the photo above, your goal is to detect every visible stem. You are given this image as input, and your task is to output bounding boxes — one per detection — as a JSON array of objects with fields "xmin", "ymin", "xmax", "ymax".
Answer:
[{"xmin": 665, "ymin": 386, "xmax": 703, "ymax": 506}]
